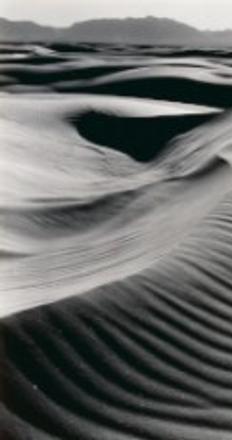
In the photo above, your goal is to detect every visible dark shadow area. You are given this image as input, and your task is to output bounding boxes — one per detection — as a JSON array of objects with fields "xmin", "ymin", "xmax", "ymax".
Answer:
[
  {"xmin": 0, "ymin": 56, "xmax": 65, "ymax": 66},
  {"xmin": 48, "ymin": 43, "xmax": 103, "ymax": 53},
  {"xmin": 73, "ymin": 111, "xmax": 216, "ymax": 162},
  {"xmin": 145, "ymin": 48, "xmax": 232, "ymax": 59},
  {"xmin": 70, "ymin": 77, "xmax": 232, "ymax": 108},
  {"xmin": 2, "ymin": 65, "xmax": 136, "ymax": 85}
]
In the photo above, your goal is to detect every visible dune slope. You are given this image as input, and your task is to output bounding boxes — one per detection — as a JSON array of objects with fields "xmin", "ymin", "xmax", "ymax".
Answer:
[{"xmin": 1, "ymin": 43, "xmax": 232, "ymax": 439}]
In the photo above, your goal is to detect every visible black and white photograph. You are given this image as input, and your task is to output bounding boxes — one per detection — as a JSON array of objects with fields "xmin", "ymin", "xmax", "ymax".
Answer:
[{"xmin": 1, "ymin": 1, "xmax": 232, "ymax": 439}]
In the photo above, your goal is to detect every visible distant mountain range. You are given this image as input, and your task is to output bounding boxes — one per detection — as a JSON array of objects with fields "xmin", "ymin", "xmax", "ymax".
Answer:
[{"xmin": 0, "ymin": 16, "xmax": 232, "ymax": 47}]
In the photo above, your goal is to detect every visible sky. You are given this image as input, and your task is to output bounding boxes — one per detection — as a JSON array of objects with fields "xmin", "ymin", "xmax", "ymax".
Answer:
[{"xmin": 0, "ymin": 0, "xmax": 232, "ymax": 30}]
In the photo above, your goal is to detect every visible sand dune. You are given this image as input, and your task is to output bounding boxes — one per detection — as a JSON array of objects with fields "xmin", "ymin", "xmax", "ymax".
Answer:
[{"xmin": 1, "ymin": 43, "xmax": 232, "ymax": 439}]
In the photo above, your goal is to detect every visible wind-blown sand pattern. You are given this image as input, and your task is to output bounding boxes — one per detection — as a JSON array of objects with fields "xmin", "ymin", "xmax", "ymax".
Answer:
[{"xmin": 1, "ymin": 43, "xmax": 232, "ymax": 439}]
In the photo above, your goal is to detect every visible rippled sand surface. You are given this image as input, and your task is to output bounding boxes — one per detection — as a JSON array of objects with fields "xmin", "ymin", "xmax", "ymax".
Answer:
[{"xmin": 1, "ymin": 43, "xmax": 232, "ymax": 439}]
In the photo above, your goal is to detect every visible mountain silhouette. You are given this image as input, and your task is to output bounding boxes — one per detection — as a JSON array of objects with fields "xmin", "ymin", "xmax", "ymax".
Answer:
[{"xmin": 0, "ymin": 16, "xmax": 232, "ymax": 46}]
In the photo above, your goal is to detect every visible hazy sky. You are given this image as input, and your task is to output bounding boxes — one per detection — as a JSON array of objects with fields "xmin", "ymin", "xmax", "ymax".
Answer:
[{"xmin": 1, "ymin": 0, "xmax": 232, "ymax": 30}]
